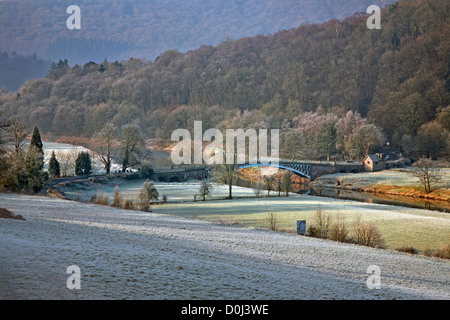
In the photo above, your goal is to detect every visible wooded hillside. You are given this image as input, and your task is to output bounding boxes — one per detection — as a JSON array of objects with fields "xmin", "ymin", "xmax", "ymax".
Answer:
[{"xmin": 0, "ymin": 0, "xmax": 448, "ymax": 160}]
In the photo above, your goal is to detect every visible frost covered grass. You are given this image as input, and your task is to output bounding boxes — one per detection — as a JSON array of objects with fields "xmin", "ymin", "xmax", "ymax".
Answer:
[
  {"xmin": 57, "ymin": 176, "xmax": 449, "ymax": 252},
  {"xmin": 0, "ymin": 193, "xmax": 449, "ymax": 300},
  {"xmin": 155, "ymin": 195, "xmax": 450, "ymax": 253},
  {"xmin": 63, "ymin": 179, "xmax": 285, "ymax": 204}
]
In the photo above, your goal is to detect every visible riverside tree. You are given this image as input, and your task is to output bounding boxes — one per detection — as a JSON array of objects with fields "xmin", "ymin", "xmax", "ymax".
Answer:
[{"xmin": 411, "ymin": 157, "xmax": 442, "ymax": 194}]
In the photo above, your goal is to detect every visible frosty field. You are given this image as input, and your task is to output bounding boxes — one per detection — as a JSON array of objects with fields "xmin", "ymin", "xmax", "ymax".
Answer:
[
  {"xmin": 59, "ymin": 178, "xmax": 450, "ymax": 252},
  {"xmin": 156, "ymin": 194, "xmax": 450, "ymax": 252},
  {"xmin": 0, "ymin": 193, "xmax": 449, "ymax": 300}
]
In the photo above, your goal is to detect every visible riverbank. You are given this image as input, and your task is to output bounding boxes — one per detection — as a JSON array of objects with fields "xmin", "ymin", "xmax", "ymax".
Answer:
[{"xmin": 310, "ymin": 168, "xmax": 450, "ymax": 204}]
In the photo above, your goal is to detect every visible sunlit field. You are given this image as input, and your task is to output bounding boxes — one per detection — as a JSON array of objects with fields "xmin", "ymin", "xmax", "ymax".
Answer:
[{"xmin": 153, "ymin": 194, "xmax": 450, "ymax": 253}]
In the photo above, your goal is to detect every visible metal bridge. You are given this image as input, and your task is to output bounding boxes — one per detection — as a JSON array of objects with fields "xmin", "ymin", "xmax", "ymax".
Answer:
[{"xmin": 237, "ymin": 162, "xmax": 312, "ymax": 179}]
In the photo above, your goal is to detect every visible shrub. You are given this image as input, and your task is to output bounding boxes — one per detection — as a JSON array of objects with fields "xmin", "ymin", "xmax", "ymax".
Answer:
[
  {"xmin": 423, "ymin": 245, "xmax": 433, "ymax": 257},
  {"xmin": 329, "ymin": 213, "xmax": 348, "ymax": 242},
  {"xmin": 266, "ymin": 212, "xmax": 278, "ymax": 231},
  {"xmin": 433, "ymin": 245, "xmax": 450, "ymax": 259},
  {"xmin": 312, "ymin": 205, "xmax": 331, "ymax": 239},
  {"xmin": 352, "ymin": 217, "xmax": 385, "ymax": 248},
  {"xmin": 113, "ymin": 186, "xmax": 123, "ymax": 208},
  {"xmin": 0, "ymin": 207, "xmax": 25, "ymax": 220},
  {"xmin": 140, "ymin": 162, "xmax": 154, "ymax": 179},
  {"xmin": 93, "ymin": 189, "xmax": 109, "ymax": 205},
  {"xmin": 395, "ymin": 246, "xmax": 418, "ymax": 255},
  {"xmin": 137, "ymin": 180, "xmax": 159, "ymax": 211},
  {"xmin": 123, "ymin": 199, "xmax": 135, "ymax": 210}
]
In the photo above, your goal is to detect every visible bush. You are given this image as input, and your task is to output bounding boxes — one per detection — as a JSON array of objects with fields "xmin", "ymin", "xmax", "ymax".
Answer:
[
  {"xmin": 93, "ymin": 189, "xmax": 109, "ymax": 205},
  {"xmin": 423, "ymin": 245, "xmax": 433, "ymax": 257},
  {"xmin": 311, "ymin": 206, "xmax": 331, "ymax": 239},
  {"xmin": 137, "ymin": 180, "xmax": 159, "ymax": 211},
  {"xmin": 123, "ymin": 199, "xmax": 135, "ymax": 210},
  {"xmin": 266, "ymin": 212, "xmax": 278, "ymax": 231},
  {"xmin": 395, "ymin": 246, "xmax": 418, "ymax": 255},
  {"xmin": 112, "ymin": 186, "xmax": 122, "ymax": 208},
  {"xmin": 140, "ymin": 162, "xmax": 154, "ymax": 179},
  {"xmin": 433, "ymin": 245, "xmax": 450, "ymax": 259},
  {"xmin": 352, "ymin": 217, "xmax": 385, "ymax": 248},
  {"xmin": 329, "ymin": 213, "xmax": 348, "ymax": 242}
]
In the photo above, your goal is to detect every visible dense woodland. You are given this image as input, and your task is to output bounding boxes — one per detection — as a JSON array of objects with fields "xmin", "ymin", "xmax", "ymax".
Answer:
[
  {"xmin": 0, "ymin": 0, "xmax": 394, "ymax": 65},
  {"xmin": 0, "ymin": 0, "xmax": 449, "ymax": 162}
]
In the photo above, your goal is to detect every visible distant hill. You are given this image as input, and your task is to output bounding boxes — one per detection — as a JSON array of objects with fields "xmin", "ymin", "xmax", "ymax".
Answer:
[{"xmin": 0, "ymin": 0, "xmax": 395, "ymax": 65}]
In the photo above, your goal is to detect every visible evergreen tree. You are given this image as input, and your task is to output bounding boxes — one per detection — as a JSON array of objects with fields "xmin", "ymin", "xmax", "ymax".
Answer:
[
  {"xmin": 75, "ymin": 151, "xmax": 92, "ymax": 176},
  {"xmin": 28, "ymin": 126, "xmax": 44, "ymax": 168},
  {"xmin": 24, "ymin": 126, "xmax": 46, "ymax": 192},
  {"xmin": 48, "ymin": 150, "xmax": 60, "ymax": 177}
]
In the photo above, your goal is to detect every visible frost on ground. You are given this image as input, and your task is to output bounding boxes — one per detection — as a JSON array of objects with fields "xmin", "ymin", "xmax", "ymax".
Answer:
[{"xmin": 0, "ymin": 193, "xmax": 449, "ymax": 300}]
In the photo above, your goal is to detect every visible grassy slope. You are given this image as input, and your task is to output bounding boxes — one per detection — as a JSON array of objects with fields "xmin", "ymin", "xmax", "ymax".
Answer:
[
  {"xmin": 153, "ymin": 195, "xmax": 450, "ymax": 253},
  {"xmin": 54, "ymin": 176, "xmax": 450, "ymax": 253}
]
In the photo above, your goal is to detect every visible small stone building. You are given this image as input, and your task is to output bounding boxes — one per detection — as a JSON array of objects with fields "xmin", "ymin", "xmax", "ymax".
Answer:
[{"xmin": 363, "ymin": 154, "xmax": 386, "ymax": 172}]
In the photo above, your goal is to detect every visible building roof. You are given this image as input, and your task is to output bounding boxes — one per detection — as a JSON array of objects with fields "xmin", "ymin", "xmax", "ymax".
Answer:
[{"xmin": 364, "ymin": 154, "xmax": 381, "ymax": 162}]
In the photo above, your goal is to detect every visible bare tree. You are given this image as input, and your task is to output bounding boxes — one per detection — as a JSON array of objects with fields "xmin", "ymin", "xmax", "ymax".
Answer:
[
  {"xmin": 411, "ymin": 157, "xmax": 441, "ymax": 194},
  {"xmin": 263, "ymin": 175, "xmax": 275, "ymax": 197},
  {"xmin": 5, "ymin": 116, "xmax": 28, "ymax": 157},
  {"xmin": 56, "ymin": 148, "xmax": 79, "ymax": 177},
  {"xmin": 281, "ymin": 170, "xmax": 292, "ymax": 197},
  {"xmin": 212, "ymin": 162, "xmax": 236, "ymax": 199},
  {"xmin": 121, "ymin": 124, "xmax": 148, "ymax": 172},
  {"xmin": 212, "ymin": 149, "xmax": 237, "ymax": 200},
  {"xmin": 94, "ymin": 123, "xmax": 116, "ymax": 174}
]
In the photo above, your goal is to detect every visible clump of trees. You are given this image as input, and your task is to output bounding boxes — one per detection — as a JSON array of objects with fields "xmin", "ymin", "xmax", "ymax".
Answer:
[{"xmin": 0, "ymin": 116, "xmax": 48, "ymax": 193}]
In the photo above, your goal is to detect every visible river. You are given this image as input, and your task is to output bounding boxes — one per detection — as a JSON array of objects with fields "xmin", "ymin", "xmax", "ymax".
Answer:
[
  {"xmin": 233, "ymin": 178, "xmax": 449, "ymax": 213},
  {"xmin": 43, "ymin": 141, "xmax": 448, "ymax": 212}
]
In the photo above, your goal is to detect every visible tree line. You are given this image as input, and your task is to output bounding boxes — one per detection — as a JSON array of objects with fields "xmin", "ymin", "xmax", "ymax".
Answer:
[{"xmin": 0, "ymin": 113, "xmax": 153, "ymax": 192}]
